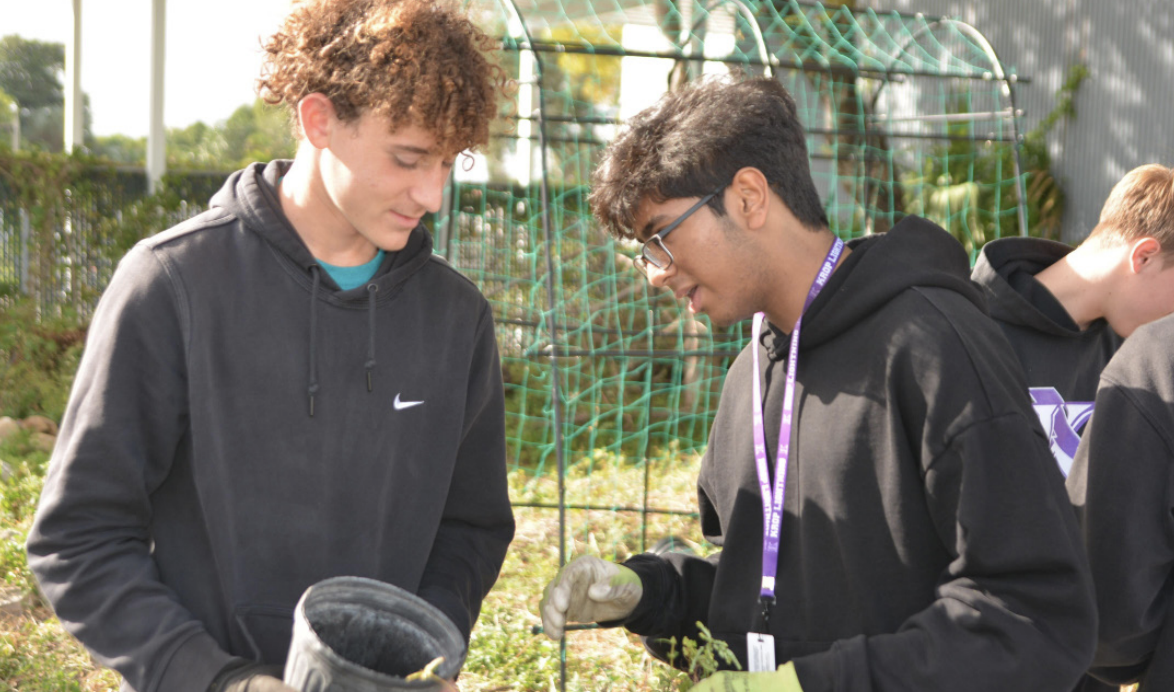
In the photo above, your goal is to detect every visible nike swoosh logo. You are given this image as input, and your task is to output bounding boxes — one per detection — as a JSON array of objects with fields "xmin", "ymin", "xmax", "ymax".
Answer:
[{"xmin": 394, "ymin": 393, "xmax": 424, "ymax": 410}]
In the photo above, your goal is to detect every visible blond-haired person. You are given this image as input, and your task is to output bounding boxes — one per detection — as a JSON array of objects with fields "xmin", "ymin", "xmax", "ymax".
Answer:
[
  {"xmin": 26, "ymin": 2, "xmax": 514, "ymax": 691},
  {"xmin": 972, "ymin": 164, "xmax": 1174, "ymax": 478}
]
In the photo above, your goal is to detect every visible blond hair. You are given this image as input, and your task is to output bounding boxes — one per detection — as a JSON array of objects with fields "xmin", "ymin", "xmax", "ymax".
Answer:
[{"xmin": 1088, "ymin": 164, "xmax": 1174, "ymax": 254}]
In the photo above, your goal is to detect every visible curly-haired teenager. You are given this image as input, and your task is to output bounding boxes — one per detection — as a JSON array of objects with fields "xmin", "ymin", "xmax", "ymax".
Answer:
[
  {"xmin": 538, "ymin": 76, "xmax": 1096, "ymax": 692},
  {"xmin": 26, "ymin": 2, "xmax": 514, "ymax": 691},
  {"xmin": 972, "ymin": 164, "xmax": 1174, "ymax": 477}
]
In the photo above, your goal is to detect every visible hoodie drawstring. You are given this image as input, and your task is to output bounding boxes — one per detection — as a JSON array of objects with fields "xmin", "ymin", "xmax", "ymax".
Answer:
[
  {"xmin": 366, "ymin": 284, "xmax": 378, "ymax": 392},
  {"xmin": 307, "ymin": 270, "xmax": 379, "ymax": 415},
  {"xmin": 308, "ymin": 266, "xmax": 321, "ymax": 417}
]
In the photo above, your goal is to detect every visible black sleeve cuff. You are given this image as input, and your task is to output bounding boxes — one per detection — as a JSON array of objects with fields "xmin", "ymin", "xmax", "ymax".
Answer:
[{"xmin": 604, "ymin": 553, "xmax": 676, "ymax": 635}]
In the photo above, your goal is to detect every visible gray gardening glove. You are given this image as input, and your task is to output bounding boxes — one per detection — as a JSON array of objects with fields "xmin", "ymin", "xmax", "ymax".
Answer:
[
  {"xmin": 539, "ymin": 555, "xmax": 642, "ymax": 640},
  {"xmin": 208, "ymin": 661, "xmax": 298, "ymax": 692}
]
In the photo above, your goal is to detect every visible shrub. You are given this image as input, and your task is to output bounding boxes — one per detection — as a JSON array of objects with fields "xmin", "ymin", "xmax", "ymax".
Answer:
[{"xmin": 0, "ymin": 298, "xmax": 86, "ymax": 421}]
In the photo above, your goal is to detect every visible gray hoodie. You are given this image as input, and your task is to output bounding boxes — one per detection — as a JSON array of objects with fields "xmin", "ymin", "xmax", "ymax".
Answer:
[{"xmin": 27, "ymin": 161, "xmax": 515, "ymax": 692}]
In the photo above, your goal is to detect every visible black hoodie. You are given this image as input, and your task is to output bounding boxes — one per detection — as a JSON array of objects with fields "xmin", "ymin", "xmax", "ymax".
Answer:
[
  {"xmin": 971, "ymin": 237, "xmax": 1123, "ymax": 475},
  {"xmin": 27, "ymin": 161, "xmax": 515, "ymax": 692},
  {"xmin": 620, "ymin": 218, "xmax": 1096, "ymax": 691},
  {"xmin": 1068, "ymin": 312, "xmax": 1174, "ymax": 690}
]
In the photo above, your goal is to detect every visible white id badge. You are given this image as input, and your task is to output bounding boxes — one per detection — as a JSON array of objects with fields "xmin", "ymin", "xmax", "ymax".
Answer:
[{"xmin": 747, "ymin": 632, "xmax": 776, "ymax": 672}]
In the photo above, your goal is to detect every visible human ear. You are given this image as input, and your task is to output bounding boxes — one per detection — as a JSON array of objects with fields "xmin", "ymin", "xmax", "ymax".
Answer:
[
  {"xmin": 1130, "ymin": 237, "xmax": 1164, "ymax": 273},
  {"xmin": 297, "ymin": 93, "xmax": 337, "ymax": 150},
  {"xmin": 730, "ymin": 167, "xmax": 770, "ymax": 230}
]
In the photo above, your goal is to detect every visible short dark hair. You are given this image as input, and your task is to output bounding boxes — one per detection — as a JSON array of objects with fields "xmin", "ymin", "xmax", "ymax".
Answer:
[{"xmin": 590, "ymin": 76, "xmax": 828, "ymax": 240}]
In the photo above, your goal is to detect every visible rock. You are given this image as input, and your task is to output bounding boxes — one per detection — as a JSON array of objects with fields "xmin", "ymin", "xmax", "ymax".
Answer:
[
  {"xmin": 0, "ymin": 417, "xmax": 19, "ymax": 444},
  {"xmin": 21, "ymin": 415, "xmax": 58, "ymax": 436},
  {"xmin": 31, "ymin": 432, "xmax": 56, "ymax": 455}
]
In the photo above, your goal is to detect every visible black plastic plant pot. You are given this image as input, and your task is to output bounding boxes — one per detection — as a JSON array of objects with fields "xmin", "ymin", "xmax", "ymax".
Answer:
[{"xmin": 284, "ymin": 576, "xmax": 466, "ymax": 692}]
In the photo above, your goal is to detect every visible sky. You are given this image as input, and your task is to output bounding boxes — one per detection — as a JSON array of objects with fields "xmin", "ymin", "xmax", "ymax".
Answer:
[{"xmin": 3, "ymin": 0, "xmax": 293, "ymax": 138}]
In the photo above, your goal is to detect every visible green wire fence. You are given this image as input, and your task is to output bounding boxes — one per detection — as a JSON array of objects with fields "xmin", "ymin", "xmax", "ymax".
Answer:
[
  {"xmin": 437, "ymin": 1, "xmax": 1031, "ymax": 686},
  {"xmin": 0, "ymin": 2, "xmax": 1033, "ymax": 687}
]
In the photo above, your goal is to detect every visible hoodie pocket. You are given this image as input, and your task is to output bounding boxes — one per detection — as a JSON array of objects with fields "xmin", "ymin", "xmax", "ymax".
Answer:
[{"xmin": 235, "ymin": 603, "xmax": 296, "ymax": 663}]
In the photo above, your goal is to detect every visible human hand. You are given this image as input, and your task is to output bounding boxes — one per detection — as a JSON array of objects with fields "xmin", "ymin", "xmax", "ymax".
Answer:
[
  {"xmin": 209, "ymin": 662, "xmax": 298, "ymax": 692},
  {"xmin": 539, "ymin": 556, "xmax": 642, "ymax": 640},
  {"xmin": 689, "ymin": 662, "xmax": 804, "ymax": 692}
]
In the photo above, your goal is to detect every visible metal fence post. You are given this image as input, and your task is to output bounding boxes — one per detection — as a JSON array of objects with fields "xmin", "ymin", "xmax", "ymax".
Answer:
[{"xmin": 19, "ymin": 207, "xmax": 29, "ymax": 295}]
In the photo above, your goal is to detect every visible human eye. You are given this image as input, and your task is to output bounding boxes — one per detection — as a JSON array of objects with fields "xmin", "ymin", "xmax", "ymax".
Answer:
[{"xmin": 393, "ymin": 155, "xmax": 421, "ymax": 170}]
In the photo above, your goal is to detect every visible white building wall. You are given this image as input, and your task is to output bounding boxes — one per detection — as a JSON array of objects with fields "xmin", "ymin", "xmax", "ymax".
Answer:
[{"xmin": 861, "ymin": 0, "xmax": 1174, "ymax": 243}]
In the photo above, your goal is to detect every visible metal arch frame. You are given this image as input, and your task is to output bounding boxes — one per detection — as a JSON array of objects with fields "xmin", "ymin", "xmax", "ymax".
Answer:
[
  {"xmin": 482, "ymin": 0, "xmax": 572, "ymax": 687},
  {"xmin": 689, "ymin": 0, "xmax": 780, "ymax": 78},
  {"xmin": 456, "ymin": 6, "xmax": 774, "ymax": 686},
  {"xmin": 880, "ymin": 15, "xmax": 1031, "ymax": 237},
  {"xmin": 448, "ymin": 6, "xmax": 1031, "ymax": 690},
  {"xmin": 719, "ymin": 0, "xmax": 778, "ymax": 77}
]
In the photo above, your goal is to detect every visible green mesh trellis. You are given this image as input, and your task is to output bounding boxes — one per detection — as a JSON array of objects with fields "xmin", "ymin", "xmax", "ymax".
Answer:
[
  {"xmin": 442, "ymin": 1, "xmax": 1028, "ymax": 487},
  {"xmin": 439, "ymin": 1, "xmax": 1029, "ymax": 684}
]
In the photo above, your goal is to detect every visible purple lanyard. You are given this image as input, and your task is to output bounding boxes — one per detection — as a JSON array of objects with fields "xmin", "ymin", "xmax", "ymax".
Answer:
[{"xmin": 751, "ymin": 238, "xmax": 844, "ymax": 602}]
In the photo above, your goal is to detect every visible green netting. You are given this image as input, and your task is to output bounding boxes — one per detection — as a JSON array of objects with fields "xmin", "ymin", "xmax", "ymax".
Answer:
[
  {"xmin": 443, "ymin": 0, "xmax": 1028, "ymax": 479},
  {"xmin": 0, "ymin": 2, "xmax": 1033, "ymax": 687},
  {"xmin": 446, "ymin": 3, "xmax": 1029, "ymax": 682},
  {"xmin": 440, "ymin": 6, "xmax": 1030, "ymax": 678}
]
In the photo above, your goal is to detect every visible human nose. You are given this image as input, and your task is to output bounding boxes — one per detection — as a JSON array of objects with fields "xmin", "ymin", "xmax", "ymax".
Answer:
[
  {"xmin": 645, "ymin": 261, "xmax": 674, "ymax": 288},
  {"xmin": 412, "ymin": 163, "xmax": 449, "ymax": 214}
]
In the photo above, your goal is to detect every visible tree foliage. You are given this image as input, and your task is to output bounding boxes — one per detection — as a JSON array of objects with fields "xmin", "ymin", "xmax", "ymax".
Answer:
[
  {"xmin": 0, "ymin": 33, "xmax": 294, "ymax": 166},
  {"xmin": 221, "ymin": 98, "xmax": 295, "ymax": 166},
  {"xmin": 0, "ymin": 34, "xmax": 93, "ymax": 152},
  {"xmin": 0, "ymin": 35, "xmax": 63, "ymax": 110},
  {"xmin": 0, "ymin": 148, "xmax": 192, "ymax": 313},
  {"xmin": 0, "ymin": 87, "xmax": 16, "ymax": 151},
  {"xmin": 87, "ymin": 133, "xmax": 145, "ymax": 164},
  {"xmin": 90, "ymin": 98, "xmax": 295, "ymax": 170}
]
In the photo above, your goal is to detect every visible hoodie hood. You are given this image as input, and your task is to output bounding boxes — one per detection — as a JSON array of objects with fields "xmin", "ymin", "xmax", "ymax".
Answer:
[
  {"xmin": 765, "ymin": 217, "xmax": 986, "ymax": 357},
  {"xmin": 210, "ymin": 160, "xmax": 435, "ymax": 299},
  {"xmin": 971, "ymin": 236, "xmax": 1080, "ymax": 336},
  {"xmin": 969, "ymin": 235, "xmax": 1122, "ymax": 458},
  {"xmin": 210, "ymin": 160, "xmax": 437, "ymax": 414}
]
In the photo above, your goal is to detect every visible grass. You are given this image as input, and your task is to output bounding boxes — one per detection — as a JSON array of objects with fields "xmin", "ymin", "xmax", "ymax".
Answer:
[
  {"xmin": 2, "ymin": 437, "xmax": 1134, "ymax": 692},
  {"xmin": 462, "ymin": 448, "xmax": 707, "ymax": 692},
  {"xmin": 0, "ymin": 429, "xmax": 123, "ymax": 692},
  {"xmin": 0, "ymin": 436, "xmax": 708, "ymax": 691}
]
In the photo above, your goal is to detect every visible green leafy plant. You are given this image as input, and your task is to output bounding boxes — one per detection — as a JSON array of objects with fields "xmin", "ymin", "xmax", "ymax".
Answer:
[
  {"xmin": 0, "ymin": 299, "xmax": 86, "ymax": 421},
  {"xmin": 654, "ymin": 622, "xmax": 742, "ymax": 691},
  {"xmin": 901, "ymin": 63, "xmax": 1090, "ymax": 254},
  {"xmin": 0, "ymin": 149, "xmax": 201, "ymax": 318}
]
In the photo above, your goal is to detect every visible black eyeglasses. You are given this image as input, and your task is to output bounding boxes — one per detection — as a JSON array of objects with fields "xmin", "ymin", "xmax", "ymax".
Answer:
[{"xmin": 633, "ymin": 186, "xmax": 725, "ymax": 276}]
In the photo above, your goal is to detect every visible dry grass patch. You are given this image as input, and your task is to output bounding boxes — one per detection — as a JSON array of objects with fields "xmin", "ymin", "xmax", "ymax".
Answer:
[{"xmin": 1, "ymin": 445, "xmax": 708, "ymax": 691}]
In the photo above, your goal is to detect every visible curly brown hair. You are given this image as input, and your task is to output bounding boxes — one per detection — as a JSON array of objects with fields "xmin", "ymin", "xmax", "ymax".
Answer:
[{"xmin": 259, "ymin": 0, "xmax": 508, "ymax": 155}]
